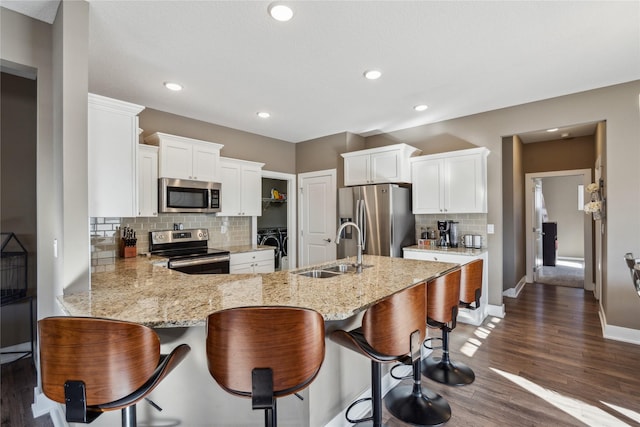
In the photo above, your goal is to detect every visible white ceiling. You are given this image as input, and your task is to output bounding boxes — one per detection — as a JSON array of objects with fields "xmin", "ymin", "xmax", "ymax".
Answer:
[{"xmin": 4, "ymin": 1, "xmax": 640, "ymax": 143}]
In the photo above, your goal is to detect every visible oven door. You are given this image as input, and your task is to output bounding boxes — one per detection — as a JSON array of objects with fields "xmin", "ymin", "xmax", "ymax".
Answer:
[{"xmin": 168, "ymin": 255, "xmax": 230, "ymax": 274}]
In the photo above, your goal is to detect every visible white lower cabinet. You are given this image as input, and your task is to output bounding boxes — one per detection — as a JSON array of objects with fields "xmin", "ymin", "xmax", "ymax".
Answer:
[
  {"xmin": 403, "ymin": 249, "xmax": 488, "ymax": 326},
  {"xmin": 230, "ymin": 250, "xmax": 274, "ymax": 274}
]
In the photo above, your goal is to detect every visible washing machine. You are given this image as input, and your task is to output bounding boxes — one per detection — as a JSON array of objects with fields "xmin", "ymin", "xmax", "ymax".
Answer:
[
  {"xmin": 278, "ymin": 228, "xmax": 288, "ymax": 270},
  {"xmin": 258, "ymin": 228, "xmax": 281, "ymax": 270}
]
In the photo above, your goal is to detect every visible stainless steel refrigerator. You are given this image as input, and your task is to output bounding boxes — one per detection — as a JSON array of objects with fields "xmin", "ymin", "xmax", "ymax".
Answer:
[{"xmin": 337, "ymin": 184, "xmax": 415, "ymax": 258}]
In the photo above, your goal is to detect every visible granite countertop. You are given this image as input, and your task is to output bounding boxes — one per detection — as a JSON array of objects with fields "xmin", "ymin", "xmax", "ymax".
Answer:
[
  {"xmin": 59, "ymin": 255, "xmax": 458, "ymax": 328},
  {"xmin": 403, "ymin": 245, "xmax": 487, "ymax": 256},
  {"xmin": 221, "ymin": 244, "xmax": 275, "ymax": 254}
]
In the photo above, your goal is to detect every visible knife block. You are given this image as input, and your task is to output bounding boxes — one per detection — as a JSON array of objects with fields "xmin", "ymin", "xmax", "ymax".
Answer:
[{"xmin": 119, "ymin": 239, "xmax": 137, "ymax": 258}]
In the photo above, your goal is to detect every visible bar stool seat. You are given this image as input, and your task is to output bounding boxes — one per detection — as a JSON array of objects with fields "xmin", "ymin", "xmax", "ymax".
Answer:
[
  {"xmin": 331, "ymin": 282, "xmax": 451, "ymax": 426},
  {"xmin": 206, "ymin": 306, "xmax": 325, "ymax": 427},
  {"xmin": 39, "ymin": 316, "xmax": 190, "ymax": 427},
  {"xmin": 423, "ymin": 267, "xmax": 475, "ymax": 386}
]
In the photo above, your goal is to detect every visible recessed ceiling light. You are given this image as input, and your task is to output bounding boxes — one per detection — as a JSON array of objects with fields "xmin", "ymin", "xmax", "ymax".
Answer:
[
  {"xmin": 268, "ymin": 3, "xmax": 293, "ymax": 22},
  {"xmin": 363, "ymin": 69, "xmax": 382, "ymax": 80},
  {"xmin": 546, "ymin": 128, "xmax": 559, "ymax": 132},
  {"xmin": 164, "ymin": 82, "xmax": 183, "ymax": 91},
  {"xmin": 257, "ymin": 112, "xmax": 271, "ymax": 119},
  {"xmin": 414, "ymin": 104, "xmax": 429, "ymax": 112}
]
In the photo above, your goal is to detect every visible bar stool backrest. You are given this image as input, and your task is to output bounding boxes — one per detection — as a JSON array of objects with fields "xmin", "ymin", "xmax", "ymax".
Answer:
[
  {"xmin": 361, "ymin": 282, "xmax": 426, "ymax": 357},
  {"xmin": 39, "ymin": 317, "xmax": 161, "ymax": 407},
  {"xmin": 206, "ymin": 306, "xmax": 325, "ymax": 398},
  {"xmin": 427, "ymin": 269, "xmax": 462, "ymax": 324},
  {"xmin": 459, "ymin": 259, "xmax": 483, "ymax": 307}
]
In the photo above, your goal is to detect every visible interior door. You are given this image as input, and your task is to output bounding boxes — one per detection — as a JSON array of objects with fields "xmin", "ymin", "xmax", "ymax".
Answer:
[
  {"xmin": 298, "ymin": 170, "xmax": 337, "ymax": 267},
  {"xmin": 533, "ymin": 179, "xmax": 544, "ymax": 282}
]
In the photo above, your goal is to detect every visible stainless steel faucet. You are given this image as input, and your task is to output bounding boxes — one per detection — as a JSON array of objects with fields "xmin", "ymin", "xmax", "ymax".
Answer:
[{"xmin": 335, "ymin": 221, "xmax": 363, "ymax": 272}]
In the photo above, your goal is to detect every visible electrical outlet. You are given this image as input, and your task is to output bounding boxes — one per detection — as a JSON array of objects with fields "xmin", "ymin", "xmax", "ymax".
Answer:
[{"xmin": 487, "ymin": 224, "xmax": 495, "ymax": 234}]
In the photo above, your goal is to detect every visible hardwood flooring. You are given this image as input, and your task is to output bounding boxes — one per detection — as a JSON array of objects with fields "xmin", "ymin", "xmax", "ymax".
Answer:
[
  {"xmin": 2, "ymin": 283, "xmax": 639, "ymax": 426},
  {"xmin": 382, "ymin": 283, "xmax": 640, "ymax": 426}
]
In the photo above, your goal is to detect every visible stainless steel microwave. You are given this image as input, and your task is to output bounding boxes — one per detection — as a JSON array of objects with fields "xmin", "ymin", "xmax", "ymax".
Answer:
[{"xmin": 159, "ymin": 178, "xmax": 221, "ymax": 213}]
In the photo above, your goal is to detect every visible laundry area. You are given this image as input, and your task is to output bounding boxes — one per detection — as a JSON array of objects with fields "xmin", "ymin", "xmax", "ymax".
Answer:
[{"xmin": 257, "ymin": 178, "xmax": 288, "ymax": 270}]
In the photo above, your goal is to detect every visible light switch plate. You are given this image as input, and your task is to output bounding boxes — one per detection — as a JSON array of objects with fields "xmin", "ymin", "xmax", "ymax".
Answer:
[{"xmin": 487, "ymin": 224, "xmax": 495, "ymax": 234}]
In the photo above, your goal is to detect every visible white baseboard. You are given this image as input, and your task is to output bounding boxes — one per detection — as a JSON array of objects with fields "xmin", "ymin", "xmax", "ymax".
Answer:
[
  {"xmin": 32, "ymin": 388, "xmax": 67, "ymax": 427},
  {"xmin": 598, "ymin": 306, "xmax": 640, "ymax": 345},
  {"xmin": 487, "ymin": 303, "xmax": 506, "ymax": 318},
  {"xmin": 503, "ymin": 276, "xmax": 527, "ymax": 299}
]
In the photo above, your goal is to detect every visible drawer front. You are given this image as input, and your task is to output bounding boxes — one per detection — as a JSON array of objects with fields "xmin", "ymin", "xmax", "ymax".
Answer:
[{"xmin": 230, "ymin": 250, "xmax": 273, "ymax": 266}]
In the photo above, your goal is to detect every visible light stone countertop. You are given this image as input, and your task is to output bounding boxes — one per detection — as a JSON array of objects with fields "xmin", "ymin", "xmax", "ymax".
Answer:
[
  {"xmin": 403, "ymin": 245, "xmax": 487, "ymax": 257},
  {"xmin": 58, "ymin": 255, "xmax": 458, "ymax": 328},
  {"xmin": 221, "ymin": 244, "xmax": 275, "ymax": 254}
]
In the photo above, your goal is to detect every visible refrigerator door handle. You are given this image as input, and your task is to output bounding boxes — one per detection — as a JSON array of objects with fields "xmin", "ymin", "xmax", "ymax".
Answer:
[{"xmin": 360, "ymin": 198, "xmax": 366, "ymax": 251}]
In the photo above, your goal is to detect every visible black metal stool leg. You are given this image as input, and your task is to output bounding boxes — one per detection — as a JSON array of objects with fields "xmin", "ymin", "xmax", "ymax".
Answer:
[
  {"xmin": 384, "ymin": 331, "xmax": 451, "ymax": 426},
  {"xmin": 422, "ymin": 327, "xmax": 475, "ymax": 386}
]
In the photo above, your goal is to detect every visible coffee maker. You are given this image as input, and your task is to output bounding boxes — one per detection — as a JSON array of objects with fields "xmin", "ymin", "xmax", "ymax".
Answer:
[{"xmin": 437, "ymin": 220, "xmax": 449, "ymax": 247}]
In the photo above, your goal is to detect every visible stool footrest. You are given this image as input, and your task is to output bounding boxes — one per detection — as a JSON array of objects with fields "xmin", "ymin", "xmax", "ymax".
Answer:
[{"xmin": 345, "ymin": 397, "xmax": 374, "ymax": 424}]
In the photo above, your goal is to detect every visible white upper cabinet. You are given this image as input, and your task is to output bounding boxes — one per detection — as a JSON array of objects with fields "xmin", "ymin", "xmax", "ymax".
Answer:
[
  {"xmin": 88, "ymin": 94, "xmax": 145, "ymax": 218},
  {"xmin": 218, "ymin": 157, "xmax": 264, "ymax": 217},
  {"xmin": 411, "ymin": 147, "xmax": 489, "ymax": 214},
  {"xmin": 341, "ymin": 143, "xmax": 421, "ymax": 186},
  {"xmin": 144, "ymin": 132, "xmax": 223, "ymax": 182},
  {"xmin": 137, "ymin": 144, "xmax": 158, "ymax": 217}
]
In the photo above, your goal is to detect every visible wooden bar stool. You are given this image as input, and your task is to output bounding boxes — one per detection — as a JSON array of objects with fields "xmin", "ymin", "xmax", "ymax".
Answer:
[
  {"xmin": 206, "ymin": 306, "xmax": 325, "ymax": 427},
  {"xmin": 331, "ymin": 282, "xmax": 451, "ymax": 427},
  {"xmin": 422, "ymin": 267, "xmax": 475, "ymax": 386},
  {"xmin": 38, "ymin": 316, "xmax": 190, "ymax": 427},
  {"xmin": 459, "ymin": 259, "xmax": 483, "ymax": 311}
]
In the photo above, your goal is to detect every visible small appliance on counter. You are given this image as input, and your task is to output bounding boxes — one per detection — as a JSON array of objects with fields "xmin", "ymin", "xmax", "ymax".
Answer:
[
  {"xmin": 437, "ymin": 220, "xmax": 449, "ymax": 247},
  {"xmin": 448, "ymin": 221, "xmax": 459, "ymax": 248}
]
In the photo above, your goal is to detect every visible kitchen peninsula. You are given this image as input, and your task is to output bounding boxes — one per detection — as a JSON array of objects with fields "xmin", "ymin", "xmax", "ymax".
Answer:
[{"xmin": 57, "ymin": 254, "xmax": 458, "ymax": 426}]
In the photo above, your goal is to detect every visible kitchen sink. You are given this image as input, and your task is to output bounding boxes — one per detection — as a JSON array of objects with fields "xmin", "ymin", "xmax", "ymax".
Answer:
[
  {"xmin": 297, "ymin": 269, "xmax": 341, "ymax": 279},
  {"xmin": 296, "ymin": 263, "xmax": 373, "ymax": 278}
]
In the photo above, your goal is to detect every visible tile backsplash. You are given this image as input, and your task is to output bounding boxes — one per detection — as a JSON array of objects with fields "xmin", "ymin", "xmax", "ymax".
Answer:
[
  {"xmin": 90, "ymin": 214, "xmax": 251, "ymax": 272},
  {"xmin": 415, "ymin": 213, "xmax": 487, "ymax": 247}
]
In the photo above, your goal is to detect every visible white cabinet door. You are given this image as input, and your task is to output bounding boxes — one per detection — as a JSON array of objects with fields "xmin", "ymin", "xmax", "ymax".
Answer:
[
  {"xmin": 192, "ymin": 141, "xmax": 220, "ymax": 182},
  {"xmin": 343, "ymin": 154, "xmax": 370, "ymax": 185},
  {"xmin": 88, "ymin": 94, "xmax": 144, "ymax": 218},
  {"xmin": 159, "ymin": 139, "xmax": 193, "ymax": 180},
  {"xmin": 218, "ymin": 157, "xmax": 264, "ymax": 216},
  {"xmin": 411, "ymin": 157, "xmax": 443, "ymax": 214},
  {"xmin": 370, "ymin": 150, "xmax": 402, "ymax": 182},
  {"xmin": 342, "ymin": 144, "xmax": 420, "ymax": 186},
  {"xmin": 411, "ymin": 147, "xmax": 488, "ymax": 214},
  {"xmin": 137, "ymin": 145, "xmax": 158, "ymax": 217},
  {"xmin": 146, "ymin": 133, "xmax": 223, "ymax": 181},
  {"xmin": 445, "ymin": 153, "xmax": 485, "ymax": 213}
]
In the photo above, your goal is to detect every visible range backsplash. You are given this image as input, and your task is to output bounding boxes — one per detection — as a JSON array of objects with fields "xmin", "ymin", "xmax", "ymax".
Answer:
[{"xmin": 90, "ymin": 214, "xmax": 251, "ymax": 272}]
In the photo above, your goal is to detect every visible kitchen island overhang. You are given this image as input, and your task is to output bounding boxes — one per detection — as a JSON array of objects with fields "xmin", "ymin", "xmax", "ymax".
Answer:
[{"xmin": 59, "ymin": 254, "xmax": 458, "ymax": 327}]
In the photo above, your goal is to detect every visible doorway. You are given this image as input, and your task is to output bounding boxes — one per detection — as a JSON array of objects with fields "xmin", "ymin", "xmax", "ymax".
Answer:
[
  {"xmin": 259, "ymin": 171, "xmax": 296, "ymax": 270},
  {"xmin": 525, "ymin": 170, "xmax": 592, "ymax": 290}
]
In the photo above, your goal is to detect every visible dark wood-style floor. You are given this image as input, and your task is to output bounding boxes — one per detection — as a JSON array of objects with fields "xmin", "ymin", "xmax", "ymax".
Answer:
[
  {"xmin": 382, "ymin": 283, "xmax": 640, "ymax": 426},
  {"xmin": 2, "ymin": 283, "xmax": 639, "ymax": 426}
]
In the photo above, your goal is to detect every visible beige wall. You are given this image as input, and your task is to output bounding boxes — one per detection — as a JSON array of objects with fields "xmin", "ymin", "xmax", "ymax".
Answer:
[
  {"xmin": 359, "ymin": 81, "xmax": 640, "ymax": 333},
  {"xmin": 502, "ymin": 135, "xmax": 525, "ymax": 290},
  {"xmin": 1, "ymin": 72, "xmax": 37, "ymax": 347},
  {"xmin": 541, "ymin": 175, "xmax": 584, "ymax": 258},
  {"xmin": 139, "ymin": 108, "xmax": 296, "ymax": 174},
  {"xmin": 522, "ymin": 135, "xmax": 596, "ymax": 174}
]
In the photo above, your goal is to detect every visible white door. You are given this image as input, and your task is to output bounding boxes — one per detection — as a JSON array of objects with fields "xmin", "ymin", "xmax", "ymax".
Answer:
[{"xmin": 298, "ymin": 170, "xmax": 337, "ymax": 267}]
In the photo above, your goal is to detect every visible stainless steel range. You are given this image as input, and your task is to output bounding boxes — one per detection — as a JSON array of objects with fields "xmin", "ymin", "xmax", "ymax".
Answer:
[{"xmin": 149, "ymin": 229, "xmax": 230, "ymax": 274}]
